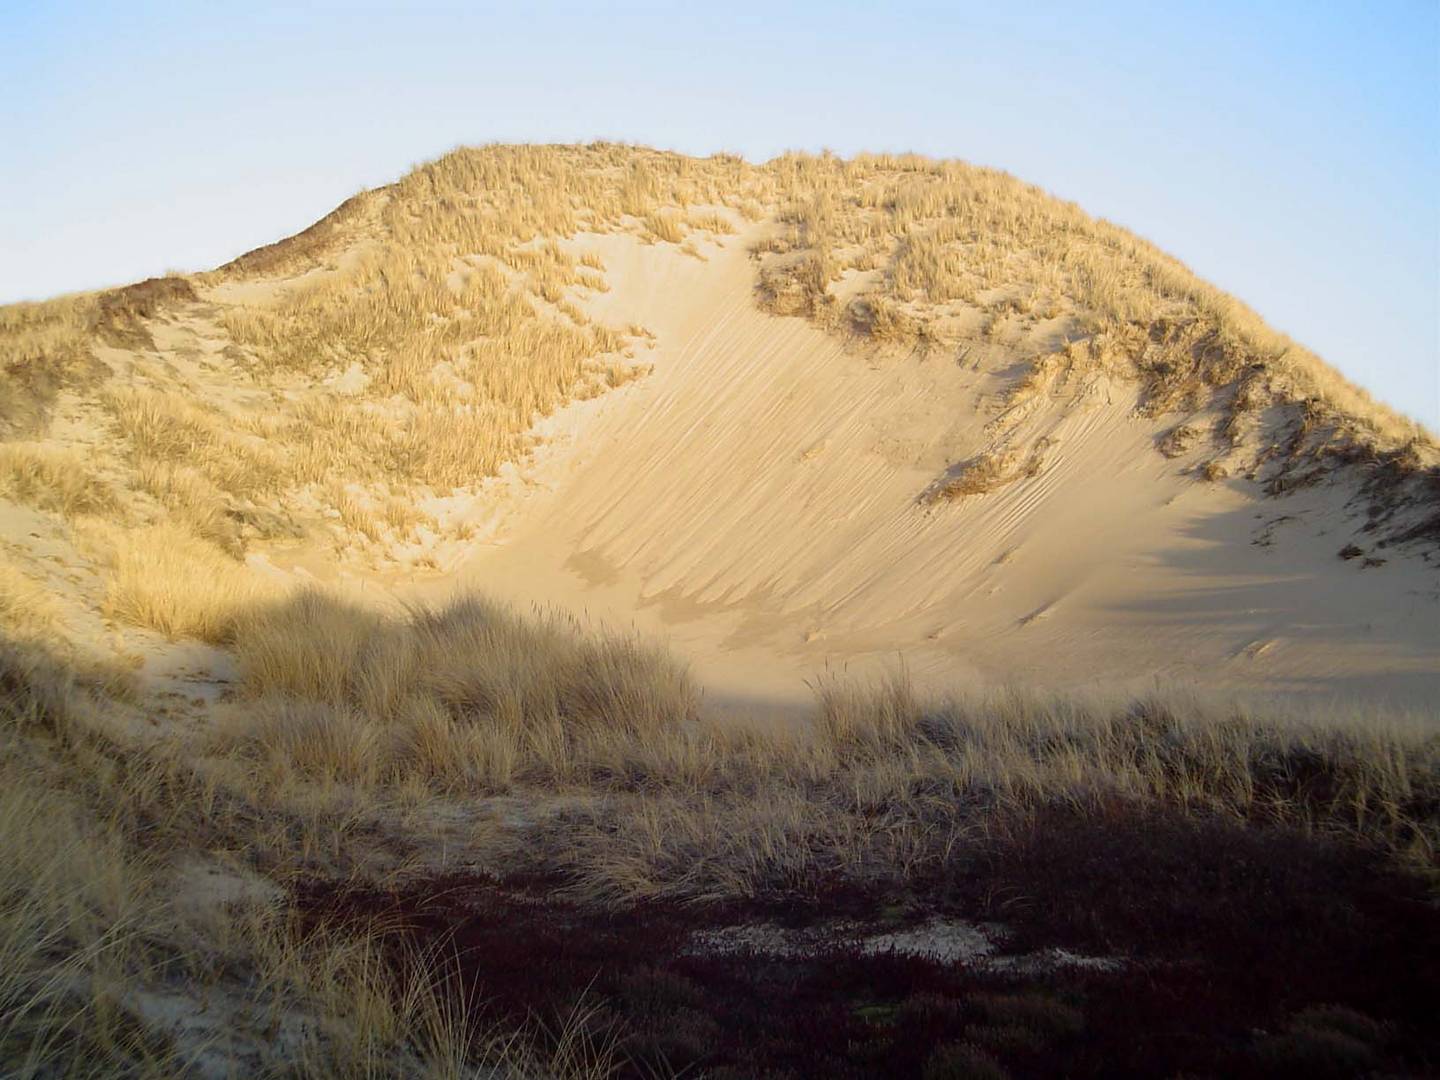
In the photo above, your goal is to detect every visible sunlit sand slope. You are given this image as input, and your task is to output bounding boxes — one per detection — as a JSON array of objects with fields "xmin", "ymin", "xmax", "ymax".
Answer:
[{"xmin": 429, "ymin": 229, "xmax": 1439, "ymax": 711}]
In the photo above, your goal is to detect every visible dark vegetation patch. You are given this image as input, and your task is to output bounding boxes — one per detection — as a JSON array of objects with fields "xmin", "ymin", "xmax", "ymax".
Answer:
[
  {"xmin": 0, "ymin": 275, "xmax": 196, "ymax": 434},
  {"xmin": 0, "ymin": 316, "xmax": 103, "ymax": 436},
  {"xmin": 93, "ymin": 276, "xmax": 198, "ymax": 348},
  {"xmin": 218, "ymin": 191, "xmax": 376, "ymax": 277},
  {"xmin": 298, "ymin": 806, "xmax": 1440, "ymax": 1079},
  {"xmin": 1155, "ymin": 422, "xmax": 1200, "ymax": 459},
  {"xmin": 1336, "ymin": 441, "xmax": 1440, "ymax": 556}
]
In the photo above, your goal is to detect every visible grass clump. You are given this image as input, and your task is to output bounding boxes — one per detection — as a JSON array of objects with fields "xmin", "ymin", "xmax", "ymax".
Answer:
[
  {"xmin": 0, "ymin": 442, "xmax": 116, "ymax": 518},
  {"xmin": 0, "ymin": 761, "xmax": 174, "ymax": 1077},
  {"xmin": 224, "ymin": 589, "xmax": 696, "ymax": 791},
  {"xmin": 0, "ymin": 295, "xmax": 104, "ymax": 435},
  {"xmin": 0, "ymin": 561, "xmax": 63, "ymax": 646},
  {"xmin": 103, "ymin": 386, "xmax": 285, "ymax": 501},
  {"xmin": 133, "ymin": 459, "xmax": 243, "ymax": 555},
  {"xmin": 926, "ymin": 440, "xmax": 1053, "ymax": 502},
  {"xmin": 103, "ymin": 523, "xmax": 278, "ymax": 643},
  {"xmin": 3, "ymin": 591, "xmax": 1438, "ymax": 1075}
]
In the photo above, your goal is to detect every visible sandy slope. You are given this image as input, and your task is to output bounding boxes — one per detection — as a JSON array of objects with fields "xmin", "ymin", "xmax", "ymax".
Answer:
[
  {"xmin": 380, "ymin": 227, "xmax": 1440, "ymax": 715},
  {"xmin": 5, "ymin": 213, "xmax": 1433, "ymax": 720}
]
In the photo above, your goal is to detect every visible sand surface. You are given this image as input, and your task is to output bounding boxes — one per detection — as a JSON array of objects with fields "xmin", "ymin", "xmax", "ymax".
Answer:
[
  {"xmin": 5, "ymin": 221, "xmax": 1435, "ymax": 720},
  {"xmin": 369, "ymin": 227, "xmax": 1440, "ymax": 716}
]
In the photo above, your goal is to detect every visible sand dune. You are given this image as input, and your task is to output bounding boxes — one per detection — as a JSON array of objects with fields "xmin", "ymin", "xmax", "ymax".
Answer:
[
  {"xmin": 4, "ymin": 143, "xmax": 1439, "ymax": 1078},
  {"xmin": 379, "ymin": 226, "xmax": 1438, "ymax": 713},
  {"xmin": 3, "ymin": 145, "xmax": 1436, "ymax": 714}
]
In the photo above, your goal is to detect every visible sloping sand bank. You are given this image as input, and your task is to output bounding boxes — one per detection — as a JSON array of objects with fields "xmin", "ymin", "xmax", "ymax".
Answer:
[{"xmin": 403, "ymin": 228, "xmax": 1438, "ymax": 715}]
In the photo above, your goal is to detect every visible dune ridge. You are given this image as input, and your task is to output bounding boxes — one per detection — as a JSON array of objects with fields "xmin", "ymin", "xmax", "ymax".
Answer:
[{"xmin": 0, "ymin": 143, "xmax": 1435, "ymax": 710}]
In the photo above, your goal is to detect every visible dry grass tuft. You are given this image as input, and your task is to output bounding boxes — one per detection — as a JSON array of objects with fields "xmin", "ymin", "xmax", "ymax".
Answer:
[
  {"xmin": 541, "ymin": 677, "xmax": 1440, "ymax": 905},
  {"xmin": 643, "ymin": 211, "xmax": 685, "ymax": 245},
  {"xmin": 1157, "ymin": 423, "xmax": 1202, "ymax": 458},
  {"xmin": 0, "ymin": 295, "xmax": 104, "ymax": 435},
  {"xmin": 927, "ymin": 439, "xmax": 1054, "ymax": 502},
  {"xmin": 0, "ymin": 561, "xmax": 64, "ymax": 646},
  {"xmin": 103, "ymin": 523, "xmax": 279, "ymax": 643},
  {"xmin": 133, "ymin": 459, "xmax": 243, "ymax": 554},
  {"xmin": 0, "ymin": 278, "xmax": 195, "ymax": 437},
  {"xmin": 0, "ymin": 443, "xmax": 116, "ymax": 517},
  {"xmin": 207, "ymin": 591, "xmax": 1440, "ymax": 906},
  {"xmin": 0, "ymin": 757, "xmax": 171, "ymax": 1076},
  {"xmin": 226, "ymin": 590, "xmax": 696, "ymax": 792},
  {"xmin": 0, "ymin": 631, "xmax": 619, "ymax": 1078}
]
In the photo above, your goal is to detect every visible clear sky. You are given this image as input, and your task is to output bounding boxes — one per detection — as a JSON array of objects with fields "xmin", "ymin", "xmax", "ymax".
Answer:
[{"xmin": 4, "ymin": 1, "xmax": 1437, "ymax": 426}]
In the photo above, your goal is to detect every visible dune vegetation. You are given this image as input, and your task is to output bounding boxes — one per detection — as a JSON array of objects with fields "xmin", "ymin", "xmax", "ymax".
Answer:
[
  {"xmin": 3, "ymin": 145, "xmax": 1434, "ymax": 576},
  {"xmin": 1, "ymin": 143, "xmax": 1438, "ymax": 1076},
  {"xmin": 4, "ymin": 581, "xmax": 1438, "ymax": 1074}
]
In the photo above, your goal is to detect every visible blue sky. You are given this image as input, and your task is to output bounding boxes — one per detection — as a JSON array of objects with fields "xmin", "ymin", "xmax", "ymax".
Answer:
[{"xmin": 3, "ymin": 1, "xmax": 1437, "ymax": 425}]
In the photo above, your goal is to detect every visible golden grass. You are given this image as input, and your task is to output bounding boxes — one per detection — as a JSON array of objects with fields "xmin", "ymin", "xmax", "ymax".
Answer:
[
  {"xmin": 103, "ymin": 523, "xmax": 279, "ymax": 643},
  {"xmin": 207, "ymin": 149, "xmax": 668, "ymax": 517},
  {"xmin": 0, "ymin": 442, "xmax": 116, "ymax": 518},
  {"xmin": 133, "ymin": 458, "xmax": 242, "ymax": 555},
  {"xmin": 685, "ymin": 209, "xmax": 738, "ymax": 236},
  {"xmin": 0, "ymin": 764, "xmax": 554, "ymax": 1078},
  {"xmin": 0, "ymin": 560, "xmax": 63, "ymax": 646},
  {"xmin": 103, "ymin": 385, "xmax": 286, "ymax": 500},
  {"xmin": 0, "ymin": 294, "xmax": 102, "ymax": 434},
  {"xmin": 3, "ymin": 564, "xmax": 1437, "ymax": 1072},
  {"xmin": 643, "ymin": 210, "xmax": 685, "ymax": 244},
  {"xmin": 545, "ymin": 678, "xmax": 1440, "ymax": 905},
  {"xmin": 0, "ymin": 278, "xmax": 196, "ymax": 440},
  {"xmin": 3, "ymin": 151, "xmax": 716, "ymax": 576},
  {"xmin": 747, "ymin": 150, "xmax": 1436, "ymax": 515},
  {"xmin": 0, "ymin": 648, "xmax": 172, "ymax": 1073},
  {"xmin": 926, "ymin": 439, "xmax": 1054, "ymax": 502},
  {"xmin": 225, "ymin": 590, "xmax": 695, "ymax": 791},
  {"xmin": 0, "ymin": 760, "xmax": 173, "ymax": 1077}
]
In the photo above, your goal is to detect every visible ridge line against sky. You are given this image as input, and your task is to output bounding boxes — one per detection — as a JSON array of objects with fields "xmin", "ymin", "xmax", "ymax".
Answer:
[{"xmin": 3, "ymin": 1, "xmax": 1437, "ymax": 425}]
